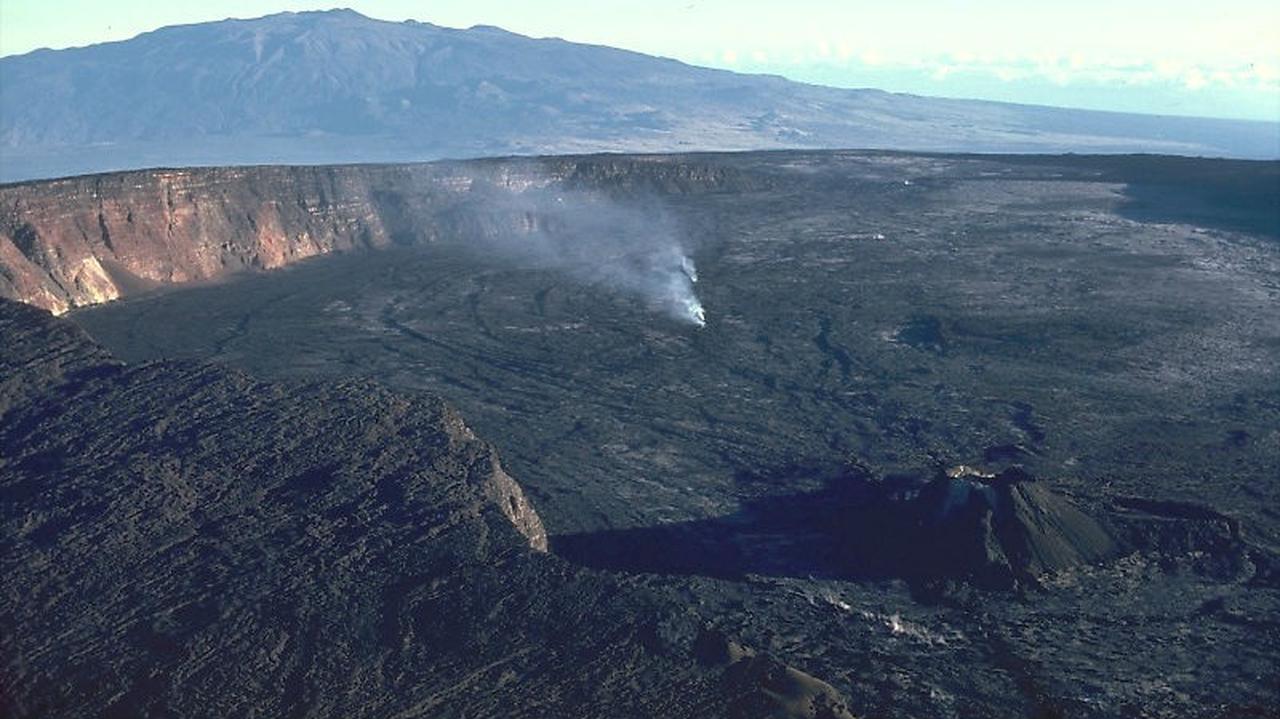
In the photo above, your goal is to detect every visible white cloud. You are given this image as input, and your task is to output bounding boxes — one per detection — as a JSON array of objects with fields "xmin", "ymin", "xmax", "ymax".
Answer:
[
  {"xmin": 1183, "ymin": 68, "xmax": 1208, "ymax": 90},
  {"xmin": 882, "ymin": 52, "xmax": 1279, "ymax": 96},
  {"xmin": 994, "ymin": 67, "xmax": 1023, "ymax": 83}
]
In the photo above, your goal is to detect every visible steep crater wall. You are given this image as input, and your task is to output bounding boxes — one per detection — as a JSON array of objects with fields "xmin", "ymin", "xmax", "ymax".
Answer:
[{"xmin": 0, "ymin": 156, "xmax": 758, "ymax": 314}]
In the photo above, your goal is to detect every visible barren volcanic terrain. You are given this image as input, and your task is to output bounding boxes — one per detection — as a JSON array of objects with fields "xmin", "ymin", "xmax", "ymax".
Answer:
[
  {"xmin": 1, "ymin": 298, "xmax": 859, "ymax": 719},
  {"xmin": 5, "ymin": 150, "xmax": 1279, "ymax": 717}
]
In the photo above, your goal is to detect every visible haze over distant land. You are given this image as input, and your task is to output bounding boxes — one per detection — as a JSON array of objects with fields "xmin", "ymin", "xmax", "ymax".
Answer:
[{"xmin": 1, "ymin": 9, "xmax": 1277, "ymax": 181}]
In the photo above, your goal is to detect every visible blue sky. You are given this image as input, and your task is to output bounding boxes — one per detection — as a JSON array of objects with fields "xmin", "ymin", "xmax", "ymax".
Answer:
[{"xmin": 2, "ymin": 1, "xmax": 1277, "ymax": 121}]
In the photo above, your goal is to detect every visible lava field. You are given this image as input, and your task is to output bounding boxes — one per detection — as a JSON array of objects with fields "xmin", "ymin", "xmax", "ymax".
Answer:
[{"xmin": 10, "ymin": 150, "xmax": 1279, "ymax": 717}]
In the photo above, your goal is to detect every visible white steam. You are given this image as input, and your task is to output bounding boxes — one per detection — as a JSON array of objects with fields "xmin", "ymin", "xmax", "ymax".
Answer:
[
  {"xmin": 678, "ymin": 256, "xmax": 705, "ymax": 326},
  {"xmin": 447, "ymin": 185, "xmax": 707, "ymax": 326},
  {"xmin": 681, "ymin": 255, "xmax": 698, "ymax": 284},
  {"xmin": 673, "ymin": 259, "xmax": 705, "ymax": 326},
  {"xmin": 686, "ymin": 297, "xmax": 706, "ymax": 327},
  {"xmin": 647, "ymin": 246, "xmax": 706, "ymax": 327}
]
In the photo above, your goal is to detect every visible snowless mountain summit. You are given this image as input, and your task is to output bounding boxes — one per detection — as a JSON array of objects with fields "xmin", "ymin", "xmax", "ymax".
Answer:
[{"xmin": 1, "ymin": 8, "xmax": 1277, "ymax": 181}]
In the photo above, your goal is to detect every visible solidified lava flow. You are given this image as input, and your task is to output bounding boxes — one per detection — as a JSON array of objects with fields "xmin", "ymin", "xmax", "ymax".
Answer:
[{"xmin": 5, "ymin": 150, "xmax": 1279, "ymax": 718}]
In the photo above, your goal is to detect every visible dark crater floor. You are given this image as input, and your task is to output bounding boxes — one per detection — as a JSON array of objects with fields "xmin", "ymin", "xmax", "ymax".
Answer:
[{"xmin": 71, "ymin": 151, "xmax": 1280, "ymax": 717}]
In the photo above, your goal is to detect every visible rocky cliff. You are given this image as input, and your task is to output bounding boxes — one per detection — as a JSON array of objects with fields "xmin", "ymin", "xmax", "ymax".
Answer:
[{"xmin": 0, "ymin": 156, "xmax": 755, "ymax": 314}]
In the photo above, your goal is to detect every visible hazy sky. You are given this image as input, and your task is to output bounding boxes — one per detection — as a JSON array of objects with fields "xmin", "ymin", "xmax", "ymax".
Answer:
[{"xmin": 2, "ymin": 1, "xmax": 1277, "ymax": 121}]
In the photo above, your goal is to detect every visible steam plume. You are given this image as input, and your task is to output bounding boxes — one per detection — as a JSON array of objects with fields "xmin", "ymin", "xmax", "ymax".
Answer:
[{"xmin": 445, "ymin": 185, "xmax": 706, "ymax": 326}]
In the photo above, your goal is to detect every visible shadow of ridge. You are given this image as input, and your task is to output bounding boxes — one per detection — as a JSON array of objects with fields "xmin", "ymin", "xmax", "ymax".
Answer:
[
  {"xmin": 1108, "ymin": 156, "xmax": 1279, "ymax": 241},
  {"xmin": 553, "ymin": 466, "xmax": 911, "ymax": 582},
  {"xmin": 991, "ymin": 154, "xmax": 1280, "ymax": 240},
  {"xmin": 553, "ymin": 464, "xmax": 1138, "ymax": 591}
]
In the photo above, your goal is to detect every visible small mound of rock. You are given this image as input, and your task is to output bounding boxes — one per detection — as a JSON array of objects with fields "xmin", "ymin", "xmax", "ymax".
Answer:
[
  {"xmin": 695, "ymin": 629, "xmax": 858, "ymax": 719},
  {"xmin": 843, "ymin": 466, "xmax": 1120, "ymax": 588}
]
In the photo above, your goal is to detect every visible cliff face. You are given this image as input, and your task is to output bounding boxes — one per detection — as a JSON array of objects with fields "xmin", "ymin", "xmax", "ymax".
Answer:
[
  {"xmin": 0, "ymin": 297, "xmax": 548, "ymax": 554},
  {"xmin": 0, "ymin": 156, "xmax": 755, "ymax": 314},
  {"xmin": 1, "ymin": 298, "xmax": 558, "ymax": 716}
]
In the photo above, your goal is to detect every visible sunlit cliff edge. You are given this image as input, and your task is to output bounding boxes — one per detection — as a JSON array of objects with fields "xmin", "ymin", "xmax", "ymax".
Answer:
[{"xmin": 0, "ymin": 156, "xmax": 753, "ymax": 314}]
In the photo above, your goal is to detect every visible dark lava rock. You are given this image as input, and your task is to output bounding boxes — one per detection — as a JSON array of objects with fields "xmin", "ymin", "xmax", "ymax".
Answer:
[
  {"xmin": 721, "ymin": 654, "xmax": 858, "ymax": 719},
  {"xmin": 0, "ymin": 300, "xmax": 855, "ymax": 718},
  {"xmin": 843, "ymin": 465, "xmax": 1273, "ymax": 591},
  {"xmin": 694, "ymin": 629, "xmax": 857, "ymax": 719},
  {"xmin": 1108, "ymin": 496, "xmax": 1265, "ymax": 582},
  {"xmin": 558, "ymin": 451, "xmax": 1273, "ymax": 604},
  {"xmin": 840, "ymin": 466, "xmax": 1121, "ymax": 589},
  {"xmin": 557, "ymin": 463, "xmax": 1123, "ymax": 590},
  {"xmin": 558, "ymin": 461, "xmax": 1268, "ymax": 594},
  {"xmin": 982, "ymin": 443, "xmax": 1035, "ymax": 464}
]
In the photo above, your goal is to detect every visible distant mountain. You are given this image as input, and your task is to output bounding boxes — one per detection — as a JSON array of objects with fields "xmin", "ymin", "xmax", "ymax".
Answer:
[{"xmin": 1, "ymin": 8, "xmax": 1277, "ymax": 181}]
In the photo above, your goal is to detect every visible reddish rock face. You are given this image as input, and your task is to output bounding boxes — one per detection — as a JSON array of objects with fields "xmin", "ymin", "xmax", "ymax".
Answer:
[
  {"xmin": 0, "ymin": 165, "xmax": 420, "ymax": 313},
  {"xmin": 0, "ymin": 156, "xmax": 755, "ymax": 314}
]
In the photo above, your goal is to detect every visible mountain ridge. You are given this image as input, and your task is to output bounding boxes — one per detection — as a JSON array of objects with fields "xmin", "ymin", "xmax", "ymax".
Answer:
[{"xmin": 2, "ymin": 8, "xmax": 1276, "ymax": 181}]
